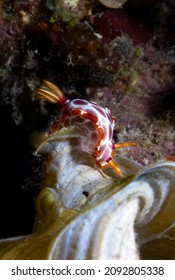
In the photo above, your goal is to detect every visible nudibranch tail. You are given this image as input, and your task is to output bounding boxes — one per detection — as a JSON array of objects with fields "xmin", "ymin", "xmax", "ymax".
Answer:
[{"xmin": 35, "ymin": 80, "xmax": 66, "ymax": 104}]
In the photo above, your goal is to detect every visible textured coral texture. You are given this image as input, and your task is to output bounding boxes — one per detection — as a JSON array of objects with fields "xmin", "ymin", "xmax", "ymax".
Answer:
[{"xmin": 0, "ymin": 0, "xmax": 175, "ymax": 259}]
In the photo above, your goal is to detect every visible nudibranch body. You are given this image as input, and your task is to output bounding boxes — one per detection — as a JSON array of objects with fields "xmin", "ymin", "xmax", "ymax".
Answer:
[{"xmin": 35, "ymin": 80, "xmax": 136, "ymax": 176}]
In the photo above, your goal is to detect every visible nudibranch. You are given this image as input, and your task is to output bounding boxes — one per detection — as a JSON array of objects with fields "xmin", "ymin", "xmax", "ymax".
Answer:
[{"xmin": 35, "ymin": 80, "xmax": 136, "ymax": 176}]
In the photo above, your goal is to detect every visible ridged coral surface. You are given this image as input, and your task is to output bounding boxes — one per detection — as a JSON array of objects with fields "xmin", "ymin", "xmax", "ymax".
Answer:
[{"xmin": 0, "ymin": 129, "xmax": 175, "ymax": 259}]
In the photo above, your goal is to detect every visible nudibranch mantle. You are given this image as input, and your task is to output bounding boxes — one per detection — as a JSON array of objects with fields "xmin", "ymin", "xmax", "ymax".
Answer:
[
  {"xmin": 53, "ymin": 98, "xmax": 115, "ymax": 167},
  {"xmin": 35, "ymin": 80, "xmax": 136, "ymax": 176}
]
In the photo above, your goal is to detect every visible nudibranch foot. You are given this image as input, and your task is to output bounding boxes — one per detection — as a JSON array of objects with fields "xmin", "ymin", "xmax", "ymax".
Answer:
[{"xmin": 34, "ymin": 127, "xmax": 80, "ymax": 155}]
